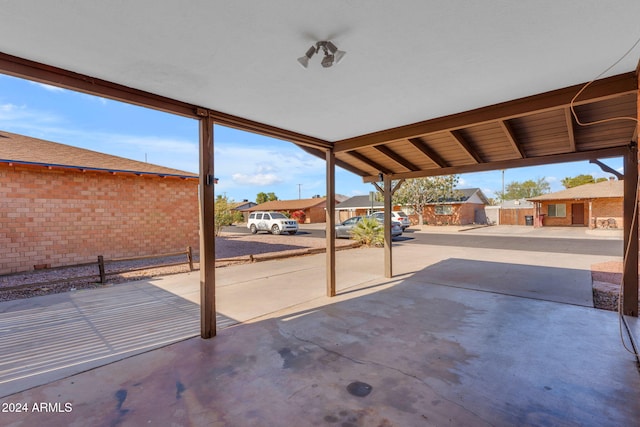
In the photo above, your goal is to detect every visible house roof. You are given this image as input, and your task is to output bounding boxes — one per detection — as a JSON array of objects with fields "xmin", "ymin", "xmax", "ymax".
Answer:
[
  {"xmin": 0, "ymin": 130, "xmax": 197, "ymax": 178},
  {"xmin": 335, "ymin": 195, "xmax": 384, "ymax": 210},
  {"xmin": 231, "ymin": 201, "xmax": 257, "ymax": 210},
  {"xmin": 528, "ymin": 179, "xmax": 623, "ymax": 201},
  {"xmin": 245, "ymin": 197, "xmax": 328, "ymax": 212},
  {"xmin": 501, "ymin": 199, "xmax": 535, "ymax": 208},
  {"xmin": 428, "ymin": 188, "xmax": 490, "ymax": 205}
]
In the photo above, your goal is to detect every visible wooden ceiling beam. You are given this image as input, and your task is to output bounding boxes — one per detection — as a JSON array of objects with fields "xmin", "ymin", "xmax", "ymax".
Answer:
[
  {"xmin": 335, "ymin": 72, "xmax": 637, "ymax": 153},
  {"xmin": 450, "ymin": 130, "xmax": 483, "ymax": 164},
  {"xmin": 210, "ymin": 110, "xmax": 331, "ymax": 150},
  {"xmin": 564, "ymin": 108, "xmax": 577, "ymax": 152},
  {"xmin": 373, "ymin": 145, "xmax": 419, "ymax": 171},
  {"xmin": 499, "ymin": 120, "xmax": 526, "ymax": 158},
  {"xmin": 407, "ymin": 138, "xmax": 449, "ymax": 168},
  {"xmin": 0, "ymin": 51, "xmax": 331, "ymax": 151},
  {"xmin": 362, "ymin": 145, "xmax": 628, "ymax": 182},
  {"xmin": 347, "ymin": 151, "xmax": 393, "ymax": 175},
  {"xmin": 299, "ymin": 146, "xmax": 369, "ymax": 177}
]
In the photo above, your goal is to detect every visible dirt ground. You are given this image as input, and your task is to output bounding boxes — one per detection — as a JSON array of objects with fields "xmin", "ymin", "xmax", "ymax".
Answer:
[
  {"xmin": 590, "ymin": 260, "xmax": 640, "ymax": 312},
  {"xmin": 0, "ymin": 232, "xmax": 356, "ymax": 301}
]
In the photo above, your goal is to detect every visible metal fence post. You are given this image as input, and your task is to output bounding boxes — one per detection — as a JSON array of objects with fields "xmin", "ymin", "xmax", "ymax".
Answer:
[{"xmin": 97, "ymin": 255, "xmax": 106, "ymax": 284}]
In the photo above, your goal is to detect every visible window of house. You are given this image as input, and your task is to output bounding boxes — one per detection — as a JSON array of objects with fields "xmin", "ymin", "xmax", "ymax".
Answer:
[
  {"xmin": 435, "ymin": 205, "xmax": 453, "ymax": 215},
  {"xmin": 547, "ymin": 204, "xmax": 566, "ymax": 217}
]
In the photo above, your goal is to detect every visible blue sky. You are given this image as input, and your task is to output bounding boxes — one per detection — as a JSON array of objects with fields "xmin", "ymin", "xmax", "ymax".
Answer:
[{"xmin": 0, "ymin": 74, "xmax": 622, "ymax": 202}]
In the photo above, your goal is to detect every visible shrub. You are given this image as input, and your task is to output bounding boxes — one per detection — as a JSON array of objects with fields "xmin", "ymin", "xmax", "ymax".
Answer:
[
  {"xmin": 291, "ymin": 210, "xmax": 306, "ymax": 223},
  {"xmin": 350, "ymin": 217, "xmax": 384, "ymax": 247}
]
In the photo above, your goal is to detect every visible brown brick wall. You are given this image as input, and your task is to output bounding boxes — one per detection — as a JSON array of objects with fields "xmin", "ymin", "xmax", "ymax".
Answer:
[
  {"xmin": 306, "ymin": 206, "xmax": 327, "ymax": 223},
  {"xmin": 0, "ymin": 164, "xmax": 199, "ymax": 274},
  {"xmin": 422, "ymin": 203, "xmax": 483, "ymax": 225},
  {"xmin": 537, "ymin": 198, "xmax": 622, "ymax": 228},
  {"xmin": 591, "ymin": 198, "xmax": 623, "ymax": 228}
]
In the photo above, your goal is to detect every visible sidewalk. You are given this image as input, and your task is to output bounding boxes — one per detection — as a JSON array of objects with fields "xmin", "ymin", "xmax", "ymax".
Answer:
[{"xmin": 413, "ymin": 224, "xmax": 624, "ymax": 239}]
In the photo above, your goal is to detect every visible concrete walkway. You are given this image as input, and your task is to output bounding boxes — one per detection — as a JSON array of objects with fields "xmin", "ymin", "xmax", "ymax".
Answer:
[{"xmin": 1, "ymin": 239, "xmax": 638, "ymax": 426}]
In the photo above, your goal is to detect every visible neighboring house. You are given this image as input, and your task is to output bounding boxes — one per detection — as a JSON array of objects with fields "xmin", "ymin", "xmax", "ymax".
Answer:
[
  {"xmin": 244, "ymin": 197, "xmax": 333, "ymax": 223},
  {"xmin": 335, "ymin": 195, "xmax": 384, "ymax": 222},
  {"xmin": 0, "ymin": 131, "xmax": 199, "ymax": 275},
  {"xmin": 528, "ymin": 179, "xmax": 622, "ymax": 228},
  {"xmin": 485, "ymin": 199, "xmax": 535, "ymax": 226},
  {"xmin": 422, "ymin": 188, "xmax": 489, "ymax": 225},
  {"xmin": 231, "ymin": 200, "xmax": 257, "ymax": 222}
]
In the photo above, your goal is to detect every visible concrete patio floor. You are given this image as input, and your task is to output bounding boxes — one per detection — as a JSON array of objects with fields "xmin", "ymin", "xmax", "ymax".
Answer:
[{"xmin": 1, "ymin": 230, "xmax": 639, "ymax": 426}]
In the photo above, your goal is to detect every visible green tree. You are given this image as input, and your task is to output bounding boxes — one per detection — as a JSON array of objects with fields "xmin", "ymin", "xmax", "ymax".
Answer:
[
  {"xmin": 561, "ymin": 174, "xmax": 608, "ymax": 189},
  {"xmin": 502, "ymin": 178, "xmax": 550, "ymax": 200},
  {"xmin": 392, "ymin": 175, "xmax": 460, "ymax": 227},
  {"xmin": 214, "ymin": 195, "xmax": 243, "ymax": 236},
  {"xmin": 256, "ymin": 192, "xmax": 278, "ymax": 204}
]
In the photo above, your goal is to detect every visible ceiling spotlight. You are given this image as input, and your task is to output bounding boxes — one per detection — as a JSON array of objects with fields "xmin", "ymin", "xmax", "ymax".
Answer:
[
  {"xmin": 297, "ymin": 41, "xmax": 346, "ymax": 69},
  {"xmin": 297, "ymin": 46, "xmax": 316, "ymax": 69}
]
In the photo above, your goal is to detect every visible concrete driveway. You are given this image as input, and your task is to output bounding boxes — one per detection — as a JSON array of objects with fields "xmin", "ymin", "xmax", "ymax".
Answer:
[
  {"xmin": 1, "ymin": 226, "xmax": 637, "ymax": 426},
  {"xmin": 0, "ymin": 225, "xmax": 622, "ymax": 397}
]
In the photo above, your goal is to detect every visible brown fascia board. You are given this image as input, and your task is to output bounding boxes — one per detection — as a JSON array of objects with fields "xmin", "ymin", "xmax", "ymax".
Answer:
[
  {"xmin": 0, "ymin": 52, "xmax": 331, "ymax": 151},
  {"xmin": 0, "ymin": 159, "xmax": 198, "ymax": 180}
]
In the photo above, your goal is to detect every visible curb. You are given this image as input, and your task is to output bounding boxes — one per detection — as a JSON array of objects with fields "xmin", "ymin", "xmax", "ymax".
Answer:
[{"xmin": 216, "ymin": 242, "xmax": 361, "ymax": 264}]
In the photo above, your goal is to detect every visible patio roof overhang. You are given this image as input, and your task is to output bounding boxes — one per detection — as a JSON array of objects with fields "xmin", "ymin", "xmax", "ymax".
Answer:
[{"xmin": 1, "ymin": 2, "xmax": 639, "ymax": 334}]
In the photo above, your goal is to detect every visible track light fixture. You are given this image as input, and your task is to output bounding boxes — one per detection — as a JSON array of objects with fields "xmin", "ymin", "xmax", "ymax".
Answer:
[{"xmin": 297, "ymin": 41, "xmax": 346, "ymax": 69}]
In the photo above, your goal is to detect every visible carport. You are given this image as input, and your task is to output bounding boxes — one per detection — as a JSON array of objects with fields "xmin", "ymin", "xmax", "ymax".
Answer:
[
  {"xmin": 1, "ymin": 3, "xmax": 639, "ymax": 421},
  {"xmin": 1, "ymin": 3, "xmax": 638, "ymax": 339}
]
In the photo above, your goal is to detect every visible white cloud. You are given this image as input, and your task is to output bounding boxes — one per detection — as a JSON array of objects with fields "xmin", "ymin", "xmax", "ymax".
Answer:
[{"xmin": 232, "ymin": 172, "xmax": 283, "ymax": 186}]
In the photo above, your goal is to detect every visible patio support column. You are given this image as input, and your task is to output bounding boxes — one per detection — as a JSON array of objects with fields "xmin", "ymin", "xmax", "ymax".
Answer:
[
  {"xmin": 383, "ymin": 174, "xmax": 392, "ymax": 278},
  {"xmin": 199, "ymin": 113, "xmax": 217, "ymax": 337},
  {"xmin": 326, "ymin": 149, "xmax": 336, "ymax": 297},
  {"xmin": 623, "ymin": 143, "xmax": 638, "ymax": 316}
]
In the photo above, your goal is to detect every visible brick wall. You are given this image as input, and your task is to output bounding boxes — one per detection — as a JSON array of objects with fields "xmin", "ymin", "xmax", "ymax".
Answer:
[
  {"xmin": 591, "ymin": 197, "xmax": 623, "ymax": 228},
  {"xmin": 422, "ymin": 203, "xmax": 483, "ymax": 225},
  {"xmin": 0, "ymin": 164, "xmax": 199, "ymax": 274},
  {"xmin": 536, "ymin": 198, "xmax": 622, "ymax": 228},
  {"xmin": 306, "ymin": 206, "xmax": 327, "ymax": 223}
]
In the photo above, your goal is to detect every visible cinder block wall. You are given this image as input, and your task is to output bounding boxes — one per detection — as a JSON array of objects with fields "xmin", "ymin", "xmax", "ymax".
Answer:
[{"xmin": 0, "ymin": 164, "xmax": 199, "ymax": 274}]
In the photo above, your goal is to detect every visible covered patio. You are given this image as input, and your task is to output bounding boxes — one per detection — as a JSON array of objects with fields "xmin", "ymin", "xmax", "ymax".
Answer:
[
  {"xmin": 2, "ymin": 232, "xmax": 639, "ymax": 426},
  {"xmin": 1, "ymin": 2, "xmax": 639, "ymax": 425}
]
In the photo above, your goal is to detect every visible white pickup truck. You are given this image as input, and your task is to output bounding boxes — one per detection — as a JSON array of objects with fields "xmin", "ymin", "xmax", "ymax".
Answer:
[{"xmin": 247, "ymin": 211, "xmax": 298, "ymax": 235}]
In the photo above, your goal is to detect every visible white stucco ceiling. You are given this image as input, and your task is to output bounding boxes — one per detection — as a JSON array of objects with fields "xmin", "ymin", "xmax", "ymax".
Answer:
[{"xmin": 1, "ymin": 1, "xmax": 639, "ymax": 142}]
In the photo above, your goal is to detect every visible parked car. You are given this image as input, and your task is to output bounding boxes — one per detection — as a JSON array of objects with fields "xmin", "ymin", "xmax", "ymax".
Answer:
[
  {"xmin": 371, "ymin": 211, "xmax": 411, "ymax": 230},
  {"xmin": 335, "ymin": 216, "xmax": 363, "ymax": 238},
  {"xmin": 377, "ymin": 217, "xmax": 404, "ymax": 237},
  {"xmin": 335, "ymin": 215, "xmax": 402, "ymax": 239},
  {"xmin": 247, "ymin": 211, "xmax": 298, "ymax": 235}
]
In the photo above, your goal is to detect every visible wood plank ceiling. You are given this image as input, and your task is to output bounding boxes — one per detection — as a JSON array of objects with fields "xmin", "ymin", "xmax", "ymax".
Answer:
[{"xmin": 326, "ymin": 72, "xmax": 638, "ymax": 182}]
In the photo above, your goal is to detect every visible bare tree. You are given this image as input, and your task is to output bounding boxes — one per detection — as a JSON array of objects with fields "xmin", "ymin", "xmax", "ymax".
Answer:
[{"xmin": 392, "ymin": 175, "xmax": 460, "ymax": 227}]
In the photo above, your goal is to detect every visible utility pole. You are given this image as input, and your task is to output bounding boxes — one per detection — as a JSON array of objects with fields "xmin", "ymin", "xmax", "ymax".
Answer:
[
  {"xmin": 297, "ymin": 184, "xmax": 302, "ymax": 199},
  {"xmin": 501, "ymin": 170, "xmax": 505, "ymax": 202}
]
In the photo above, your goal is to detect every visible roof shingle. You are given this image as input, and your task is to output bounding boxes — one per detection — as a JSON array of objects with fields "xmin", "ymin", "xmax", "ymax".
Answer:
[
  {"xmin": 0, "ymin": 130, "xmax": 197, "ymax": 178},
  {"xmin": 528, "ymin": 180, "xmax": 623, "ymax": 201},
  {"xmin": 246, "ymin": 197, "xmax": 328, "ymax": 211}
]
